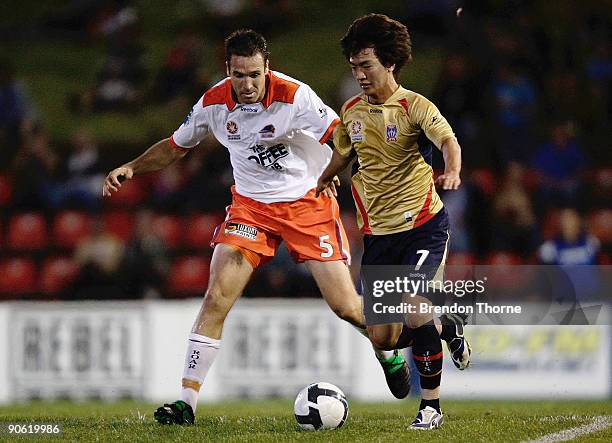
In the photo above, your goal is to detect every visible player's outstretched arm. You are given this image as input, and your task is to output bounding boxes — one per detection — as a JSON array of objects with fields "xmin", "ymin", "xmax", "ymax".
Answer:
[
  {"xmin": 435, "ymin": 137, "xmax": 462, "ymax": 190},
  {"xmin": 102, "ymin": 138, "xmax": 188, "ymax": 196}
]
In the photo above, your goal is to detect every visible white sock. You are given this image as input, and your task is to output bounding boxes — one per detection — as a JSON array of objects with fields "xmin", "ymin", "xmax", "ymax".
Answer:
[
  {"xmin": 352, "ymin": 325, "xmax": 395, "ymax": 360},
  {"xmin": 180, "ymin": 333, "xmax": 220, "ymax": 412}
]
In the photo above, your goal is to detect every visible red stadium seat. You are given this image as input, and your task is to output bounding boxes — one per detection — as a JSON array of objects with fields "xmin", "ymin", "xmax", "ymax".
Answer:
[
  {"xmin": 152, "ymin": 214, "xmax": 182, "ymax": 249},
  {"xmin": 184, "ymin": 213, "xmax": 224, "ymax": 249},
  {"xmin": 7, "ymin": 212, "xmax": 48, "ymax": 251},
  {"xmin": 485, "ymin": 252, "xmax": 523, "ymax": 265},
  {"xmin": 102, "ymin": 211, "xmax": 136, "ymax": 241},
  {"xmin": 105, "ymin": 178, "xmax": 148, "ymax": 206},
  {"xmin": 168, "ymin": 256, "xmax": 210, "ymax": 295},
  {"xmin": 52, "ymin": 210, "xmax": 93, "ymax": 249},
  {"xmin": 593, "ymin": 167, "xmax": 612, "ymax": 188},
  {"xmin": 0, "ymin": 174, "xmax": 12, "ymax": 206},
  {"xmin": 470, "ymin": 169, "xmax": 496, "ymax": 196},
  {"xmin": 541, "ymin": 209, "xmax": 561, "ymax": 240},
  {"xmin": 0, "ymin": 257, "xmax": 37, "ymax": 294},
  {"xmin": 446, "ymin": 252, "xmax": 476, "ymax": 266},
  {"xmin": 40, "ymin": 256, "xmax": 78, "ymax": 294},
  {"xmin": 446, "ymin": 252, "xmax": 476, "ymax": 281},
  {"xmin": 588, "ymin": 209, "xmax": 612, "ymax": 244}
]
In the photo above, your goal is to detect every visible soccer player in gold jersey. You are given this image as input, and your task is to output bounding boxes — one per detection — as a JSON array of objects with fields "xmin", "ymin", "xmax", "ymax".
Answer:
[{"xmin": 317, "ymin": 14, "xmax": 471, "ymax": 429}]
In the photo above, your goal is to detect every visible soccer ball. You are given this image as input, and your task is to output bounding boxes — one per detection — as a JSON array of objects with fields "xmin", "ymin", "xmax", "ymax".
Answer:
[{"xmin": 294, "ymin": 382, "xmax": 348, "ymax": 430}]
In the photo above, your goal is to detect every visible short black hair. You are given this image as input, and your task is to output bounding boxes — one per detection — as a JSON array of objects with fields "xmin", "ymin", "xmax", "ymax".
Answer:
[
  {"xmin": 341, "ymin": 14, "xmax": 412, "ymax": 78},
  {"xmin": 224, "ymin": 29, "xmax": 269, "ymax": 64}
]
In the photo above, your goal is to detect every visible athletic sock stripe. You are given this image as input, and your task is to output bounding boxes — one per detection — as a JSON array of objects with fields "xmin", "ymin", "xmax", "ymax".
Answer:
[
  {"xmin": 188, "ymin": 339, "xmax": 220, "ymax": 347},
  {"xmin": 413, "ymin": 351, "xmax": 444, "ymax": 361},
  {"xmin": 417, "ymin": 369, "xmax": 443, "ymax": 377}
]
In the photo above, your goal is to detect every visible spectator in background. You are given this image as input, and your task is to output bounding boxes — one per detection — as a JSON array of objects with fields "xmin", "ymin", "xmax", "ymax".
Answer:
[
  {"xmin": 0, "ymin": 60, "xmax": 36, "ymax": 168},
  {"xmin": 149, "ymin": 161, "xmax": 187, "ymax": 212},
  {"xmin": 530, "ymin": 120, "xmax": 586, "ymax": 209},
  {"xmin": 70, "ymin": 221, "xmax": 125, "ymax": 299},
  {"xmin": 122, "ymin": 209, "xmax": 170, "ymax": 298},
  {"xmin": 489, "ymin": 61, "xmax": 538, "ymax": 164},
  {"xmin": 539, "ymin": 208, "xmax": 600, "ymax": 266},
  {"xmin": 89, "ymin": 0, "xmax": 138, "ymax": 40},
  {"xmin": 176, "ymin": 141, "xmax": 234, "ymax": 212},
  {"xmin": 538, "ymin": 208, "xmax": 601, "ymax": 301},
  {"xmin": 41, "ymin": 0, "xmax": 136, "ymax": 41},
  {"xmin": 49, "ymin": 129, "xmax": 105, "ymax": 210},
  {"xmin": 583, "ymin": 40, "xmax": 611, "ymax": 156},
  {"xmin": 11, "ymin": 125, "xmax": 58, "ymax": 210},
  {"xmin": 490, "ymin": 162, "xmax": 538, "ymax": 257},
  {"xmin": 152, "ymin": 29, "xmax": 206, "ymax": 102},
  {"xmin": 69, "ymin": 22, "xmax": 146, "ymax": 113},
  {"xmin": 250, "ymin": 0, "xmax": 298, "ymax": 37},
  {"xmin": 440, "ymin": 185, "xmax": 472, "ymax": 253},
  {"xmin": 432, "ymin": 54, "xmax": 487, "ymax": 166}
]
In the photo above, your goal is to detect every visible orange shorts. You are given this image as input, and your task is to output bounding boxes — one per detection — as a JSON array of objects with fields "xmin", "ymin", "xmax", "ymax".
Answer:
[{"xmin": 211, "ymin": 187, "xmax": 351, "ymax": 268}]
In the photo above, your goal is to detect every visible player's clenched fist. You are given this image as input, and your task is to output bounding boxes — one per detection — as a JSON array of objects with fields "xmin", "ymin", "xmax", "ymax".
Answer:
[
  {"xmin": 435, "ymin": 171, "xmax": 461, "ymax": 190},
  {"xmin": 102, "ymin": 166, "xmax": 133, "ymax": 197}
]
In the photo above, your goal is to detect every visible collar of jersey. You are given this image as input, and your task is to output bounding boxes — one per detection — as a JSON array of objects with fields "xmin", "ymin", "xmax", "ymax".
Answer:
[
  {"xmin": 365, "ymin": 85, "xmax": 405, "ymax": 106},
  {"xmin": 226, "ymin": 72, "xmax": 277, "ymax": 111}
]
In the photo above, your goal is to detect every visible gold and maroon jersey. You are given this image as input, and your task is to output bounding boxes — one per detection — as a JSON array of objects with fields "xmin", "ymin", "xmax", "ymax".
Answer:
[{"xmin": 334, "ymin": 86, "xmax": 455, "ymax": 235}]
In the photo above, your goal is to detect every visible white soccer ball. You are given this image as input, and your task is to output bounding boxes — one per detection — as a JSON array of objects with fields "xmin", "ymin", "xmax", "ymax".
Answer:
[{"xmin": 294, "ymin": 382, "xmax": 348, "ymax": 430}]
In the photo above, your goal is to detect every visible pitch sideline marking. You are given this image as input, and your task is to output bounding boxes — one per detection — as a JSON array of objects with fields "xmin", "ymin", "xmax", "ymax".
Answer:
[{"xmin": 524, "ymin": 416, "xmax": 612, "ymax": 442}]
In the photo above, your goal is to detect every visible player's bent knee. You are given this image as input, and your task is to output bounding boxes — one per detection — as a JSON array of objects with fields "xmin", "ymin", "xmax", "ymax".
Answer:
[
  {"xmin": 329, "ymin": 303, "xmax": 363, "ymax": 327},
  {"xmin": 367, "ymin": 328, "xmax": 398, "ymax": 351}
]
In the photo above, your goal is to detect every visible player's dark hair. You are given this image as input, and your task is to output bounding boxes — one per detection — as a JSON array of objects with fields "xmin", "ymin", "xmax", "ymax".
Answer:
[
  {"xmin": 341, "ymin": 14, "xmax": 412, "ymax": 79},
  {"xmin": 225, "ymin": 29, "xmax": 269, "ymax": 64}
]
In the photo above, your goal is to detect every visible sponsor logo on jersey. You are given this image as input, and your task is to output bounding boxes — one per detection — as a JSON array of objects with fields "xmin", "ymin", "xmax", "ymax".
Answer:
[
  {"xmin": 248, "ymin": 143, "xmax": 288, "ymax": 170},
  {"xmin": 369, "ymin": 108, "xmax": 382, "ymax": 114},
  {"xmin": 404, "ymin": 211, "xmax": 413, "ymax": 223},
  {"xmin": 386, "ymin": 124, "xmax": 398, "ymax": 142},
  {"xmin": 182, "ymin": 108, "xmax": 194, "ymax": 125},
  {"xmin": 318, "ymin": 107, "xmax": 328, "ymax": 118},
  {"xmin": 350, "ymin": 120, "xmax": 364, "ymax": 142},
  {"xmin": 259, "ymin": 124, "xmax": 275, "ymax": 139},
  {"xmin": 241, "ymin": 105, "xmax": 260, "ymax": 113},
  {"xmin": 226, "ymin": 120, "xmax": 240, "ymax": 140},
  {"xmin": 224, "ymin": 222, "xmax": 258, "ymax": 240}
]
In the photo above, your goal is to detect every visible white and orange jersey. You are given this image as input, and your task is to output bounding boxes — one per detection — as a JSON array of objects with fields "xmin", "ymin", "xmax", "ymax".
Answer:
[{"xmin": 170, "ymin": 71, "xmax": 340, "ymax": 203}]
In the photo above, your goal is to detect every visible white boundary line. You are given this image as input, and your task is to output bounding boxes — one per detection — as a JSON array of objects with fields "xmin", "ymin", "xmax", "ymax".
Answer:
[{"xmin": 524, "ymin": 416, "xmax": 612, "ymax": 442}]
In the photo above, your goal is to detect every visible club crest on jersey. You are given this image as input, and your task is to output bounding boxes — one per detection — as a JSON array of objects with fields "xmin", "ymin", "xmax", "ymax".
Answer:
[
  {"xmin": 224, "ymin": 222, "xmax": 258, "ymax": 240},
  {"xmin": 259, "ymin": 124, "xmax": 275, "ymax": 139},
  {"xmin": 226, "ymin": 120, "xmax": 240, "ymax": 140},
  {"xmin": 386, "ymin": 124, "xmax": 398, "ymax": 142},
  {"xmin": 350, "ymin": 120, "xmax": 364, "ymax": 142}
]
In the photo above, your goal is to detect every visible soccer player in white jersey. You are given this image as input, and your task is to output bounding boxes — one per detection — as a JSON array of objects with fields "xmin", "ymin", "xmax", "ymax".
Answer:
[{"xmin": 103, "ymin": 29, "xmax": 410, "ymax": 425}]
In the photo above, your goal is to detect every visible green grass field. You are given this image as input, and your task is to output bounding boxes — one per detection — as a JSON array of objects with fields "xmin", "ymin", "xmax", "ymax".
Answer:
[{"xmin": 0, "ymin": 400, "xmax": 611, "ymax": 442}]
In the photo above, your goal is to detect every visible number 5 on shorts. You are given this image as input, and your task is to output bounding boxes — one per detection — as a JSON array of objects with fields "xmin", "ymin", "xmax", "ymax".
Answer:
[{"xmin": 319, "ymin": 235, "xmax": 334, "ymax": 258}]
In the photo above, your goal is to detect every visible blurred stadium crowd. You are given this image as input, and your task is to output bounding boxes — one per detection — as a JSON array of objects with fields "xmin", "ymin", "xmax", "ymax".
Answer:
[{"xmin": 0, "ymin": 0, "xmax": 610, "ymax": 300}]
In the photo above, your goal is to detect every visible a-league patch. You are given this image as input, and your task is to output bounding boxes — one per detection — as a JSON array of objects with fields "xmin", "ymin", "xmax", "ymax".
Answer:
[
  {"xmin": 350, "ymin": 120, "xmax": 364, "ymax": 142},
  {"xmin": 386, "ymin": 124, "xmax": 398, "ymax": 142},
  {"xmin": 224, "ymin": 222, "xmax": 258, "ymax": 240},
  {"xmin": 227, "ymin": 120, "xmax": 240, "ymax": 140}
]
